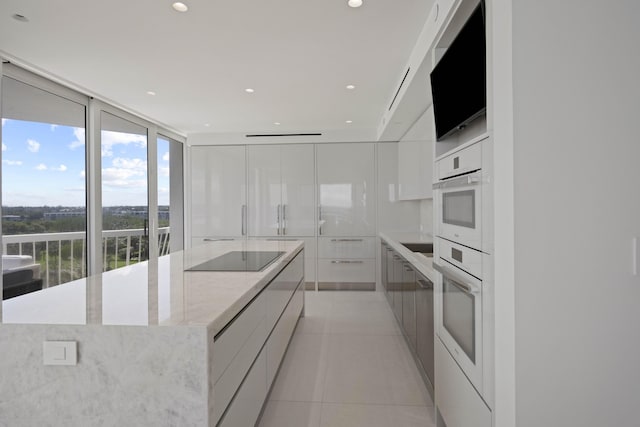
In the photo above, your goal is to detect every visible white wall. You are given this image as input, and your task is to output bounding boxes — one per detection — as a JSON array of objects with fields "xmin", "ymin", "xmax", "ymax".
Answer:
[{"xmin": 510, "ymin": 1, "xmax": 640, "ymax": 425}]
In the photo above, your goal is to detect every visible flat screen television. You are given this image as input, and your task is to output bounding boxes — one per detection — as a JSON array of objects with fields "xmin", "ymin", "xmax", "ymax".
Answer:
[{"xmin": 430, "ymin": 3, "xmax": 486, "ymax": 141}]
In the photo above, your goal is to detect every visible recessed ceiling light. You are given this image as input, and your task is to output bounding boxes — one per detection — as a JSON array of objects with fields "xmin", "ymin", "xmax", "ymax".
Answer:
[
  {"xmin": 346, "ymin": 84, "xmax": 356, "ymax": 90},
  {"xmin": 345, "ymin": 120, "xmax": 353, "ymax": 124},
  {"xmin": 274, "ymin": 122, "xmax": 281, "ymax": 125},
  {"xmin": 347, "ymin": 0, "xmax": 363, "ymax": 8},
  {"xmin": 12, "ymin": 14, "xmax": 28, "ymax": 22},
  {"xmin": 172, "ymin": 2, "xmax": 188, "ymax": 12},
  {"xmin": 245, "ymin": 88, "xmax": 255, "ymax": 93},
  {"xmin": 146, "ymin": 91, "xmax": 156, "ymax": 96}
]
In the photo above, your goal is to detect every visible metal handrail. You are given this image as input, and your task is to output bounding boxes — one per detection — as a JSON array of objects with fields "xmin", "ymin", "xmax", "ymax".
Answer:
[{"xmin": 2, "ymin": 227, "xmax": 171, "ymax": 288}]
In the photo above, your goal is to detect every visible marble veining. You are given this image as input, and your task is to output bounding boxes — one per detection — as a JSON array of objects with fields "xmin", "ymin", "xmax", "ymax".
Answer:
[
  {"xmin": 0, "ymin": 240, "xmax": 304, "ymax": 426},
  {"xmin": 1, "ymin": 240, "xmax": 303, "ymax": 332}
]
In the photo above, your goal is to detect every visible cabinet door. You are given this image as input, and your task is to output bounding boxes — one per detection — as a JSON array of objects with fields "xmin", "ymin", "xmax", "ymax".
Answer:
[
  {"xmin": 398, "ymin": 107, "xmax": 434, "ymax": 200},
  {"xmin": 402, "ymin": 263, "xmax": 417, "ymax": 351},
  {"xmin": 280, "ymin": 144, "xmax": 315, "ymax": 237},
  {"xmin": 317, "ymin": 143, "xmax": 376, "ymax": 236},
  {"xmin": 190, "ymin": 145, "xmax": 246, "ymax": 238},
  {"xmin": 377, "ymin": 143, "xmax": 421, "ymax": 230},
  {"xmin": 248, "ymin": 145, "xmax": 281, "ymax": 237}
]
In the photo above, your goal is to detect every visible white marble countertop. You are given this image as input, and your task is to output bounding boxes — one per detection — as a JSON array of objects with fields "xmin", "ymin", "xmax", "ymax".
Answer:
[
  {"xmin": 1, "ymin": 240, "xmax": 303, "ymax": 334},
  {"xmin": 380, "ymin": 232, "xmax": 435, "ymax": 281}
]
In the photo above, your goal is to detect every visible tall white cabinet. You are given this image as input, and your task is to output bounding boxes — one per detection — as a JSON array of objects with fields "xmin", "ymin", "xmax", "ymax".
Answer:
[
  {"xmin": 247, "ymin": 144, "xmax": 315, "ymax": 237},
  {"xmin": 247, "ymin": 144, "xmax": 316, "ymax": 285},
  {"xmin": 190, "ymin": 145, "xmax": 247, "ymax": 245},
  {"xmin": 316, "ymin": 143, "xmax": 377, "ymax": 290}
]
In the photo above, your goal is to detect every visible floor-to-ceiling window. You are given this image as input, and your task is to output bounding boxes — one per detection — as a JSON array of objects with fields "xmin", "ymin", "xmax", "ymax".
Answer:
[
  {"xmin": 157, "ymin": 135, "xmax": 183, "ymax": 254},
  {"xmin": 100, "ymin": 111, "xmax": 149, "ymax": 271},
  {"xmin": 1, "ymin": 71, "xmax": 88, "ymax": 289},
  {"xmin": 1, "ymin": 64, "xmax": 184, "ymax": 314}
]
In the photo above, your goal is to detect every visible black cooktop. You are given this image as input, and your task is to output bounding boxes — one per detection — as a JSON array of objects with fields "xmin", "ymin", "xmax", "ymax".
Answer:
[{"xmin": 186, "ymin": 251, "xmax": 285, "ymax": 272}]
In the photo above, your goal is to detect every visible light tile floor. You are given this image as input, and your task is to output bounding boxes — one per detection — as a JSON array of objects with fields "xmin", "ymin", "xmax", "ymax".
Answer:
[{"xmin": 258, "ymin": 291, "xmax": 435, "ymax": 427}]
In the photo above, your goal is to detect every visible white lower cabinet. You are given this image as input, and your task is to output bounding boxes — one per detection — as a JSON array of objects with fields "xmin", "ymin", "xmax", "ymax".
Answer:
[
  {"xmin": 435, "ymin": 338, "xmax": 491, "ymax": 427},
  {"xmin": 317, "ymin": 237, "xmax": 375, "ymax": 289},
  {"xmin": 267, "ymin": 283, "xmax": 303, "ymax": 387},
  {"xmin": 218, "ymin": 349, "xmax": 268, "ymax": 427},
  {"xmin": 212, "ymin": 251, "xmax": 304, "ymax": 426}
]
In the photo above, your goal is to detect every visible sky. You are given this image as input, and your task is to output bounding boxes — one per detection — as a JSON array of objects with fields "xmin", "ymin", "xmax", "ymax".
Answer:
[{"xmin": 1, "ymin": 118, "xmax": 170, "ymax": 207}]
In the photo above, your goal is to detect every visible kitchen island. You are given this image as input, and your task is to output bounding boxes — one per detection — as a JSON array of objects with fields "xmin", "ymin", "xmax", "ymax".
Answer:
[{"xmin": 0, "ymin": 240, "xmax": 304, "ymax": 426}]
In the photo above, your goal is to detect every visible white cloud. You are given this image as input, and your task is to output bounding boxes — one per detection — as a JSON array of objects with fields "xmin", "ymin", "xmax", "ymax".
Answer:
[
  {"xmin": 102, "ymin": 157, "xmax": 147, "ymax": 188},
  {"xmin": 159, "ymin": 187, "xmax": 169, "ymax": 193},
  {"xmin": 27, "ymin": 139, "xmax": 41, "ymax": 153},
  {"xmin": 162, "ymin": 151, "xmax": 170, "ymax": 162},
  {"xmin": 1, "ymin": 142, "xmax": 6, "ymax": 151},
  {"xmin": 101, "ymin": 131, "xmax": 146, "ymax": 157},
  {"xmin": 160, "ymin": 166, "xmax": 170, "ymax": 177},
  {"xmin": 1, "ymin": 118, "xmax": 7, "ymax": 126},
  {"xmin": 54, "ymin": 164, "xmax": 68, "ymax": 172},
  {"xmin": 68, "ymin": 127, "xmax": 85, "ymax": 150},
  {"xmin": 80, "ymin": 170, "xmax": 86, "ymax": 178},
  {"xmin": 35, "ymin": 163, "xmax": 48, "ymax": 171},
  {"xmin": 50, "ymin": 124, "xmax": 58, "ymax": 132},
  {"xmin": 3, "ymin": 159, "xmax": 23, "ymax": 166}
]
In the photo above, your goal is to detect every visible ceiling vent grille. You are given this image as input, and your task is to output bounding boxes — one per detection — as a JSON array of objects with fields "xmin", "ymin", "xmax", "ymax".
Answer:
[
  {"xmin": 388, "ymin": 67, "xmax": 411, "ymax": 111},
  {"xmin": 245, "ymin": 133, "xmax": 322, "ymax": 138}
]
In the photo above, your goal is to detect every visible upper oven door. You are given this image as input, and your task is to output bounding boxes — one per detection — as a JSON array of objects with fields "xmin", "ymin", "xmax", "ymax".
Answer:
[
  {"xmin": 434, "ymin": 261, "xmax": 483, "ymax": 392},
  {"xmin": 434, "ymin": 172, "xmax": 482, "ymax": 250}
]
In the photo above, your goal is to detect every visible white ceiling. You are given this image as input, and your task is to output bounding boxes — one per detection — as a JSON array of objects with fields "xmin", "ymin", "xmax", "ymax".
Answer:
[{"xmin": 0, "ymin": 0, "xmax": 433, "ymax": 138}]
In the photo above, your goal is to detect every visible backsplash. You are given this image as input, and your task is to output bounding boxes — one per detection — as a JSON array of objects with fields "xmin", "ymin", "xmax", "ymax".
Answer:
[{"xmin": 420, "ymin": 199, "xmax": 434, "ymax": 233}]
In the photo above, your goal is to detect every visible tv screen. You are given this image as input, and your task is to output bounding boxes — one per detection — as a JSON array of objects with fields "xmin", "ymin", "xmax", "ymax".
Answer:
[{"xmin": 430, "ymin": 3, "xmax": 486, "ymax": 141}]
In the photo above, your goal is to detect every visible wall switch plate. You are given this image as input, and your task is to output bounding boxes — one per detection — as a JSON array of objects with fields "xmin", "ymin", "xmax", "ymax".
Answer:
[{"xmin": 43, "ymin": 341, "xmax": 77, "ymax": 366}]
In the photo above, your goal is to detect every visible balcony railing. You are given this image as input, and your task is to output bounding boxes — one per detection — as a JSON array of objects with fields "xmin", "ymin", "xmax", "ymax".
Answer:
[{"xmin": 2, "ymin": 227, "xmax": 171, "ymax": 288}]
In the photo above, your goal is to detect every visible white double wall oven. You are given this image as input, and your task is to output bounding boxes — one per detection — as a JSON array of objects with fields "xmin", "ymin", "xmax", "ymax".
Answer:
[{"xmin": 433, "ymin": 134, "xmax": 493, "ymax": 403}]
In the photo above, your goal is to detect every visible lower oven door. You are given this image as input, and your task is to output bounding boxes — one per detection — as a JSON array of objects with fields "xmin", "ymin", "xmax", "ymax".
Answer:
[{"xmin": 434, "ymin": 261, "xmax": 483, "ymax": 392}]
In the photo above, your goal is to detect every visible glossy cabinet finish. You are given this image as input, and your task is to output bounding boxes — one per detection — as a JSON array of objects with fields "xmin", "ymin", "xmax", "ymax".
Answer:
[
  {"xmin": 416, "ymin": 272, "xmax": 435, "ymax": 388},
  {"xmin": 402, "ymin": 262, "xmax": 417, "ymax": 351},
  {"xmin": 382, "ymin": 239, "xmax": 435, "ymax": 399},
  {"xmin": 213, "ymin": 251, "xmax": 304, "ymax": 426},
  {"xmin": 248, "ymin": 144, "xmax": 315, "ymax": 237},
  {"xmin": 190, "ymin": 145, "xmax": 247, "ymax": 240},
  {"xmin": 398, "ymin": 107, "xmax": 434, "ymax": 200},
  {"xmin": 316, "ymin": 143, "xmax": 376, "ymax": 237},
  {"xmin": 377, "ymin": 142, "xmax": 421, "ymax": 229}
]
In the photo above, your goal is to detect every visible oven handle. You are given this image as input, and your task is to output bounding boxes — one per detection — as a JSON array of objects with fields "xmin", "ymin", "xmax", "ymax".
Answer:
[
  {"xmin": 432, "ymin": 172, "xmax": 482, "ymax": 190},
  {"xmin": 433, "ymin": 262, "xmax": 480, "ymax": 294}
]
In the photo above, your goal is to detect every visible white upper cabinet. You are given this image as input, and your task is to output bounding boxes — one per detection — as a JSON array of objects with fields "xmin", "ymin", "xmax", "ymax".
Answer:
[
  {"xmin": 398, "ymin": 107, "xmax": 434, "ymax": 200},
  {"xmin": 378, "ymin": 142, "xmax": 421, "ymax": 231},
  {"xmin": 317, "ymin": 143, "xmax": 376, "ymax": 236},
  {"xmin": 248, "ymin": 144, "xmax": 315, "ymax": 237},
  {"xmin": 190, "ymin": 145, "xmax": 247, "ymax": 239}
]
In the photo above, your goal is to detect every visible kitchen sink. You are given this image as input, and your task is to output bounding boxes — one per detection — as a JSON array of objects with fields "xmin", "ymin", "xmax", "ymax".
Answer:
[{"xmin": 400, "ymin": 242, "xmax": 433, "ymax": 254}]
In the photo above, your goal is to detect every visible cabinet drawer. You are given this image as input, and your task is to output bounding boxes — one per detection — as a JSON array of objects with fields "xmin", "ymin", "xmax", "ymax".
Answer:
[
  {"xmin": 213, "ymin": 320, "xmax": 268, "ymax": 425},
  {"xmin": 318, "ymin": 237, "xmax": 376, "ymax": 259},
  {"xmin": 266, "ymin": 253, "xmax": 303, "ymax": 331},
  {"xmin": 218, "ymin": 348, "xmax": 267, "ymax": 427},
  {"xmin": 437, "ymin": 142, "xmax": 481, "ymax": 180},
  {"xmin": 317, "ymin": 259, "xmax": 375, "ymax": 283},
  {"xmin": 213, "ymin": 291, "xmax": 267, "ymax": 383},
  {"xmin": 436, "ymin": 238, "xmax": 482, "ymax": 279},
  {"xmin": 435, "ymin": 339, "xmax": 491, "ymax": 427},
  {"xmin": 267, "ymin": 282, "xmax": 303, "ymax": 388}
]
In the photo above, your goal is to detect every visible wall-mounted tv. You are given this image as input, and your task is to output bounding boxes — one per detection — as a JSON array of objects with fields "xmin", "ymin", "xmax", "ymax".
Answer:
[{"xmin": 430, "ymin": 2, "xmax": 486, "ymax": 141}]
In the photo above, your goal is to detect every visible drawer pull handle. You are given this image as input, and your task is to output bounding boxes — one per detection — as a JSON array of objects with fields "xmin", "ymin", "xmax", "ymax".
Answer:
[
  {"xmin": 330, "ymin": 260, "xmax": 364, "ymax": 264},
  {"xmin": 330, "ymin": 239, "xmax": 364, "ymax": 242}
]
